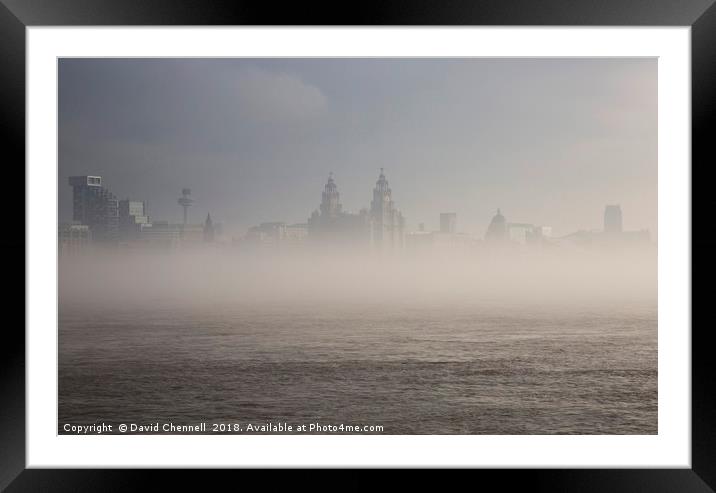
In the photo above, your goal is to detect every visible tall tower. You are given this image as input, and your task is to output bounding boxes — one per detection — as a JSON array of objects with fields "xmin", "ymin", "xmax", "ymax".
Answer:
[
  {"xmin": 320, "ymin": 172, "xmax": 342, "ymax": 218},
  {"xmin": 604, "ymin": 205, "xmax": 623, "ymax": 233},
  {"xmin": 371, "ymin": 168, "xmax": 392, "ymax": 239},
  {"xmin": 370, "ymin": 168, "xmax": 404, "ymax": 249},
  {"xmin": 203, "ymin": 213, "xmax": 215, "ymax": 243},
  {"xmin": 178, "ymin": 188, "xmax": 193, "ymax": 226}
]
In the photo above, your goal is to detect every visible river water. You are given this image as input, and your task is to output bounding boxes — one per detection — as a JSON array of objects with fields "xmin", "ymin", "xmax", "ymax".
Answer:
[{"xmin": 58, "ymin": 301, "xmax": 657, "ymax": 434}]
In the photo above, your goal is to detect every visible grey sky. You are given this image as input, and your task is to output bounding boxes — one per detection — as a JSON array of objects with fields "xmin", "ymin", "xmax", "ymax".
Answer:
[{"xmin": 58, "ymin": 58, "xmax": 657, "ymax": 237}]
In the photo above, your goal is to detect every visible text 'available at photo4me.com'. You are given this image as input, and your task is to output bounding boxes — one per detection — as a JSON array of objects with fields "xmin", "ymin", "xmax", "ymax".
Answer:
[{"xmin": 62, "ymin": 421, "xmax": 386, "ymax": 434}]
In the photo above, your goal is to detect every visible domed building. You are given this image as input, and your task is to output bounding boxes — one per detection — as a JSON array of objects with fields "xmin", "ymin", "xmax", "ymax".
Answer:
[{"xmin": 485, "ymin": 208, "xmax": 507, "ymax": 242}]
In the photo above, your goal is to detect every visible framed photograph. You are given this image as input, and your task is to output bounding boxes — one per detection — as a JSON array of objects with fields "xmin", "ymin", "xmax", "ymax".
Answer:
[{"xmin": 3, "ymin": 0, "xmax": 709, "ymax": 487}]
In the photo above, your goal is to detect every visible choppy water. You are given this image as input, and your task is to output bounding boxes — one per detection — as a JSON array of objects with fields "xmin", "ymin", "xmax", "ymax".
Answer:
[{"xmin": 58, "ymin": 301, "xmax": 657, "ymax": 434}]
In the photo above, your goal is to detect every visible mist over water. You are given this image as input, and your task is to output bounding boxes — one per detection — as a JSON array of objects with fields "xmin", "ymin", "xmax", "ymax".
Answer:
[
  {"xmin": 59, "ymin": 248, "xmax": 657, "ymax": 434},
  {"xmin": 59, "ymin": 247, "xmax": 656, "ymax": 308}
]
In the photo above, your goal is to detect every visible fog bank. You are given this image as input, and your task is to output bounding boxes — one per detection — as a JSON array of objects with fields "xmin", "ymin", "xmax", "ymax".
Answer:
[{"xmin": 58, "ymin": 248, "xmax": 656, "ymax": 311}]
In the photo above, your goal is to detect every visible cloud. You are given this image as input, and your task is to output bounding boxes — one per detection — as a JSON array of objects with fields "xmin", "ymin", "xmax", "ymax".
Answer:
[
  {"xmin": 229, "ymin": 67, "xmax": 328, "ymax": 123},
  {"xmin": 58, "ymin": 58, "xmax": 656, "ymax": 237}
]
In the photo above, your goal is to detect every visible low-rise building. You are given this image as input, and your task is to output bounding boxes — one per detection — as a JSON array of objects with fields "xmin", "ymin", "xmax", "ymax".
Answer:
[{"xmin": 59, "ymin": 222, "xmax": 92, "ymax": 255}]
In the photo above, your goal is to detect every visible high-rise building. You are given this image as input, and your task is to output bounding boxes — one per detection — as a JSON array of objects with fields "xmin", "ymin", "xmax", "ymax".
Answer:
[
  {"xmin": 68, "ymin": 176, "xmax": 119, "ymax": 243},
  {"xmin": 440, "ymin": 213, "xmax": 457, "ymax": 234},
  {"xmin": 604, "ymin": 205, "xmax": 623, "ymax": 233},
  {"xmin": 370, "ymin": 169, "xmax": 405, "ymax": 250}
]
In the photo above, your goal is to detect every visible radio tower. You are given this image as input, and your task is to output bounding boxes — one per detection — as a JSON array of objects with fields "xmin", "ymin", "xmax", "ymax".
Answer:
[{"xmin": 178, "ymin": 188, "xmax": 193, "ymax": 226}]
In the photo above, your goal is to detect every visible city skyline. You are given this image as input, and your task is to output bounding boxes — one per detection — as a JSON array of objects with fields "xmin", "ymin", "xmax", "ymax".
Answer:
[
  {"xmin": 62, "ymin": 170, "xmax": 651, "ymax": 249},
  {"xmin": 59, "ymin": 58, "xmax": 657, "ymax": 237}
]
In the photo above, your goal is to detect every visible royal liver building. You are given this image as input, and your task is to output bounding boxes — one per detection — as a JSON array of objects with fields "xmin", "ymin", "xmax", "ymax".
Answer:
[
  {"xmin": 369, "ymin": 168, "xmax": 405, "ymax": 250},
  {"xmin": 307, "ymin": 169, "xmax": 405, "ymax": 250}
]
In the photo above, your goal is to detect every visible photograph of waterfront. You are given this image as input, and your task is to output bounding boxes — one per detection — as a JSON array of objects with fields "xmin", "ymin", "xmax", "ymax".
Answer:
[{"xmin": 58, "ymin": 58, "xmax": 657, "ymax": 435}]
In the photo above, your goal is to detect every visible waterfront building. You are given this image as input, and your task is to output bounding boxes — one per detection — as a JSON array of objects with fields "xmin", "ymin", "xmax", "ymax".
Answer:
[
  {"xmin": 485, "ymin": 209, "xmax": 507, "ymax": 242},
  {"xmin": 506, "ymin": 222, "xmax": 534, "ymax": 245},
  {"xmin": 306, "ymin": 170, "xmax": 405, "ymax": 250},
  {"xmin": 526, "ymin": 225, "xmax": 553, "ymax": 245},
  {"xmin": 245, "ymin": 221, "xmax": 308, "ymax": 248},
  {"xmin": 307, "ymin": 173, "xmax": 373, "ymax": 247},
  {"xmin": 119, "ymin": 199, "xmax": 149, "ymax": 241},
  {"xmin": 284, "ymin": 223, "xmax": 309, "ymax": 245},
  {"xmin": 246, "ymin": 222, "xmax": 286, "ymax": 246},
  {"xmin": 203, "ymin": 213, "xmax": 215, "ymax": 243},
  {"xmin": 137, "ymin": 220, "xmax": 183, "ymax": 250},
  {"xmin": 405, "ymin": 231, "xmax": 434, "ymax": 252},
  {"xmin": 554, "ymin": 206, "xmax": 650, "ymax": 249},
  {"xmin": 604, "ymin": 204, "xmax": 623, "ymax": 233},
  {"xmin": 601, "ymin": 205, "xmax": 650, "ymax": 246},
  {"xmin": 369, "ymin": 169, "xmax": 405, "ymax": 250},
  {"xmin": 58, "ymin": 222, "xmax": 91, "ymax": 255},
  {"xmin": 439, "ymin": 213, "xmax": 457, "ymax": 234},
  {"xmin": 68, "ymin": 176, "xmax": 119, "ymax": 243}
]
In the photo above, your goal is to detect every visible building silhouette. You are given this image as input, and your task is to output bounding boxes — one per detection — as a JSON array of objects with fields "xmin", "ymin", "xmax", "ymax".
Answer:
[
  {"xmin": 203, "ymin": 213, "xmax": 215, "ymax": 243},
  {"xmin": 178, "ymin": 188, "xmax": 193, "ymax": 226},
  {"xmin": 307, "ymin": 173, "xmax": 373, "ymax": 247},
  {"xmin": 369, "ymin": 169, "xmax": 405, "ymax": 250},
  {"xmin": 246, "ymin": 222, "xmax": 308, "ymax": 247},
  {"xmin": 604, "ymin": 204, "xmax": 623, "ymax": 233},
  {"xmin": 485, "ymin": 209, "xmax": 552, "ymax": 246},
  {"xmin": 526, "ymin": 225, "xmax": 553, "ymax": 245},
  {"xmin": 552, "ymin": 206, "xmax": 649, "ymax": 249},
  {"xmin": 68, "ymin": 175, "xmax": 119, "ymax": 243},
  {"xmin": 440, "ymin": 213, "xmax": 457, "ymax": 234},
  {"xmin": 137, "ymin": 220, "xmax": 182, "ymax": 250},
  {"xmin": 247, "ymin": 222, "xmax": 286, "ymax": 246},
  {"xmin": 506, "ymin": 222, "xmax": 534, "ymax": 244},
  {"xmin": 485, "ymin": 208, "xmax": 507, "ymax": 242},
  {"xmin": 306, "ymin": 170, "xmax": 405, "ymax": 250},
  {"xmin": 119, "ymin": 199, "xmax": 148, "ymax": 241},
  {"xmin": 320, "ymin": 172, "xmax": 341, "ymax": 218},
  {"xmin": 58, "ymin": 223, "xmax": 91, "ymax": 255}
]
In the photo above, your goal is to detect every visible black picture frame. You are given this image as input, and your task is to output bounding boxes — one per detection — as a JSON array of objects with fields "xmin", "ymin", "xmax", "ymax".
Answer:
[{"xmin": 1, "ymin": 0, "xmax": 709, "ymax": 488}]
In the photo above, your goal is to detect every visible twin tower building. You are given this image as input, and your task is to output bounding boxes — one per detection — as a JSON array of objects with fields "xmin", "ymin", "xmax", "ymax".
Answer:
[{"xmin": 307, "ymin": 169, "xmax": 405, "ymax": 250}]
